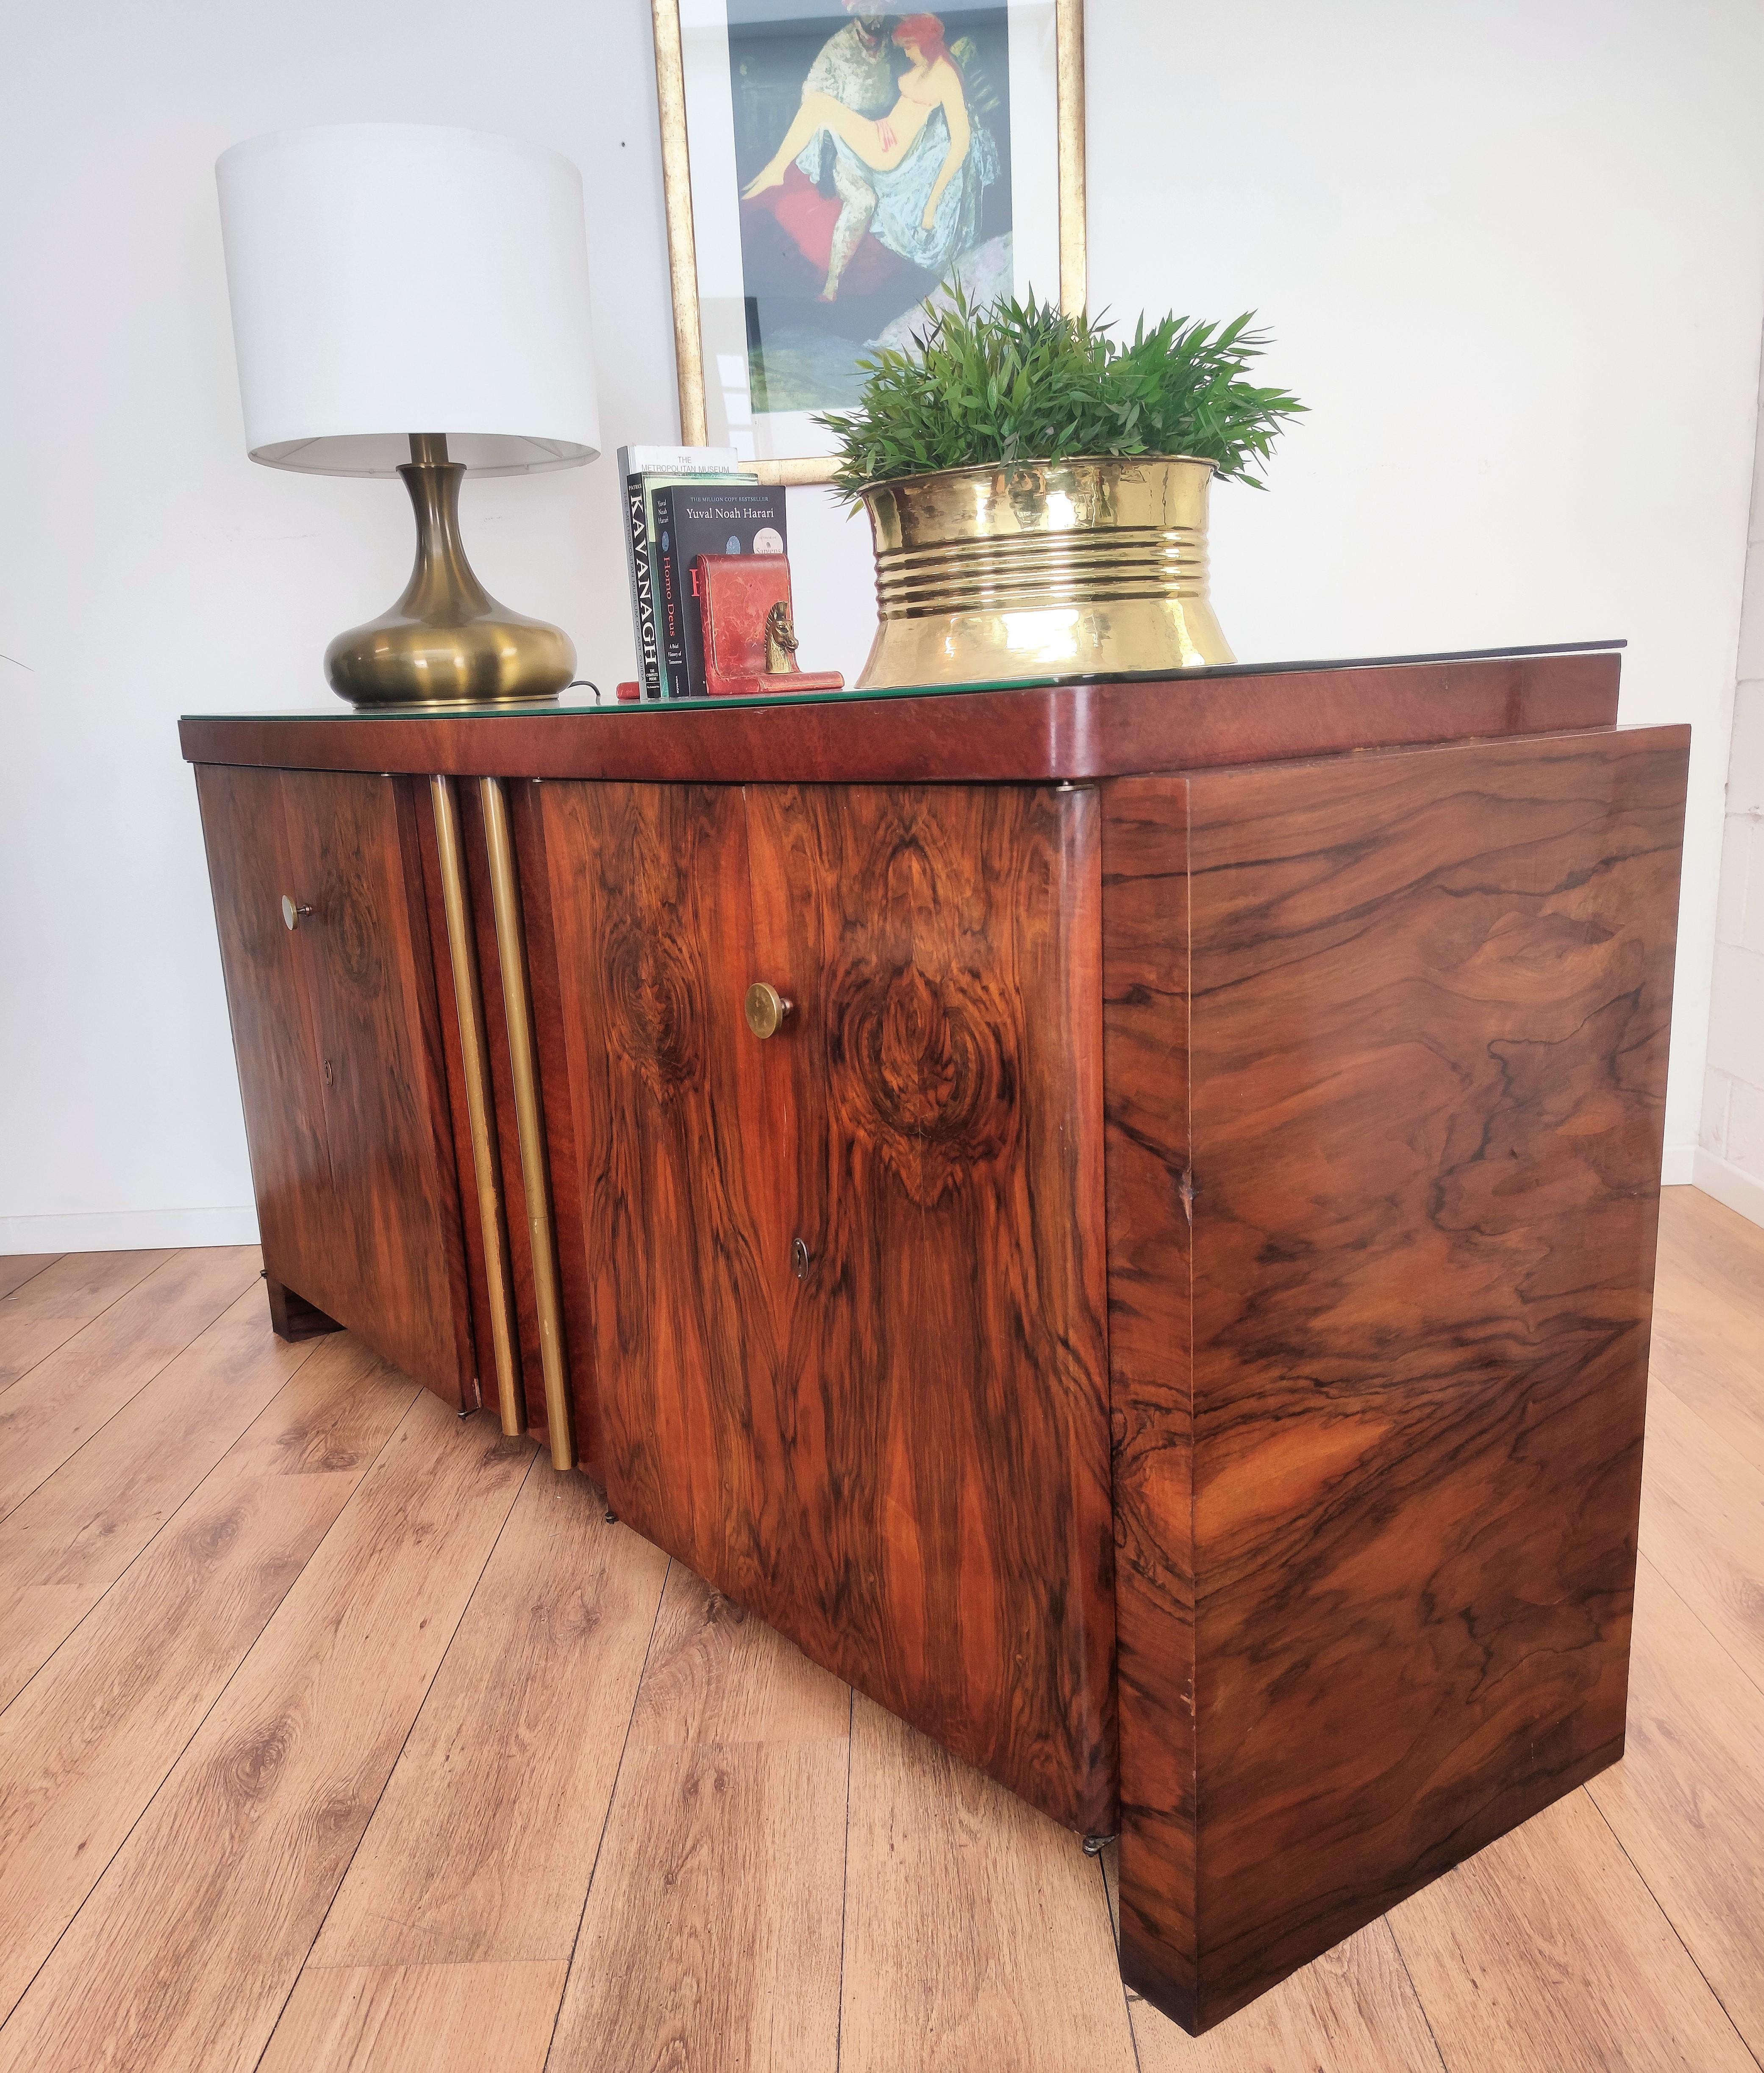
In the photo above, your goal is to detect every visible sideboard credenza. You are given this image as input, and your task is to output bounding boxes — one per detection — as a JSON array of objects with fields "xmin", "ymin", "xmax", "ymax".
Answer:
[{"xmin": 181, "ymin": 645, "xmax": 1688, "ymax": 2034}]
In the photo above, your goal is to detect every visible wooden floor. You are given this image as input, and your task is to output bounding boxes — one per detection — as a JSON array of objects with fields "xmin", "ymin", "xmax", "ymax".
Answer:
[{"xmin": 0, "ymin": 1188, "xmax": 1758, "ymax": 2070}]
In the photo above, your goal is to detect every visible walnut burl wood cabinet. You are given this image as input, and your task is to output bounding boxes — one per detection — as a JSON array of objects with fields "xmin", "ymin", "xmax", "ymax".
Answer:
[{"xmin": 183, "ymin": 645, "xmax": 1688, "ymax": 2035}]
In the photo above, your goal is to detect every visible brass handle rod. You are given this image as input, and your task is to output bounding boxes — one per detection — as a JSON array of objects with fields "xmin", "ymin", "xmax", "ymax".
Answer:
[
  {"xmin": 1056, "ymin": 0, "xmax": 1086, "ymax": 317},
  {"xmin": 479, "ymin": 775, "xmax": 575, "ymax": 1471},
  {"xmin": 429, "ymin": 774, "xmax": 524, "ymax": 1440}
]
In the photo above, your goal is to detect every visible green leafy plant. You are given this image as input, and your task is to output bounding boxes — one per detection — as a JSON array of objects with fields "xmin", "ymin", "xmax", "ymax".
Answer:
[{"xmin": 815, "ymin": 288, "xmax": 1305, "ymax": 497}]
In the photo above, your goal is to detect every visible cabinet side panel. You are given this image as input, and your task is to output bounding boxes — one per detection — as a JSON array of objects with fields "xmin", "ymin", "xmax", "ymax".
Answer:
[
  {"xmin": 1184, "ymin": 727, "xmax": 1688, "ymax": 2028},
  {"xmin": 281, "ymin": 769, "xmax": 471, "ymax": 1403},
  {"xmin": 1101, "ymin": 776, "xmax": 1199, "ymax": 2030},
  {"xmin": 193, "ymin": 763, "xmax": 342, "ymax": 1314}
]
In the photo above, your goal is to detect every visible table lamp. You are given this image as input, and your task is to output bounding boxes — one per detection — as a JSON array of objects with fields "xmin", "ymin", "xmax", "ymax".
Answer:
[{"xmin": 216, "ymin": 124, "xmax": 600, "ymax": 708}]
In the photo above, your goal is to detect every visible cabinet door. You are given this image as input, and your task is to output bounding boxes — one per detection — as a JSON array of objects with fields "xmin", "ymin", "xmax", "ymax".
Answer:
[
  {"xmin": 537, "ymin": 779, "xmax": 1115, "ymax": 1834},
  {"xmin": 196, "ymin": 763, "xmax": 473, "ymax": 1405},
  {"xmin": 196, "ymin": 764, "xmax": 342, "ymax": 1308}
]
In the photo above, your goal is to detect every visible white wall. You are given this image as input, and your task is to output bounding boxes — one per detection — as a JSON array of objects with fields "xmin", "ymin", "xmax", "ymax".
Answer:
[
  {"xmin": 3, "ymin": 0, "xmax": 1761, "ymax": 1246},
  {"xmin": 1699, "ymin": 346, "xmax": 1764, "ymax": 1227},
  {"xmin": 0, "ymin": 0, "xmax": 692, "ymax": 1248}
]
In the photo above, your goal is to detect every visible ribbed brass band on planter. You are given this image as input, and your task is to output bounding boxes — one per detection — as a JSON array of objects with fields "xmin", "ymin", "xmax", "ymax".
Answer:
[
  {"xmin": 873, "ymin": 530, "xmax": 1215, "ymax": 613},
  {"xmin": 856, "ymin": 456, "xmax": 1236, "ymax": 690}
]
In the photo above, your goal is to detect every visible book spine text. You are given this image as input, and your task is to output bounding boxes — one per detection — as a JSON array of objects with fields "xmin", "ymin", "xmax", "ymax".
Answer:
[{"xmin": 624, "ymin": 475, "xmax": 660, "ymax": 700}]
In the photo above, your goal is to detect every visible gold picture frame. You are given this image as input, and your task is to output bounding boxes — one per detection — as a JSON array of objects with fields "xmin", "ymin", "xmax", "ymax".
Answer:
[{"xmin": 650, "ymin": 0, "xmax": 1087, "ymax": 487}]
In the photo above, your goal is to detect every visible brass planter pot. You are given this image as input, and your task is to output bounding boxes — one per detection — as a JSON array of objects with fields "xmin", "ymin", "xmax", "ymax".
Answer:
[{"xmin": 855, "ymin": 456, "xmax": 1234, "ymax": 691}]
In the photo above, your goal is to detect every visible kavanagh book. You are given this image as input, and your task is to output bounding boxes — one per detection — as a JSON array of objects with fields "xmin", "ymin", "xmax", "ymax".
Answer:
[
  {"xmin": 616, "ymin": 445, "xmax": 755, "ymax": 699},
  {"xmin": 651, "ymin": 483, "xmax": 788, "ymax": 698}
]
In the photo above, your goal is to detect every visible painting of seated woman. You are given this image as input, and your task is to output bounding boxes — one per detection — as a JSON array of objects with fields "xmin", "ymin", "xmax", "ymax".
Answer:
[
  {"xmin": 666, "ymin": 0, "xmax": 1068, "ymax": 474},
  {"xmin": 734, "ymin": 4, "xmax": 1013, "ymax": 413},
  {"xmin": 742, "ymin": 12, "xmax": 1001, "ymax": 294}
]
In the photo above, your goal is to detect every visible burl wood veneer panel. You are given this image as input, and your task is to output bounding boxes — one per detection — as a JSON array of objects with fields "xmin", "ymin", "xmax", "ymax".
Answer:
[
  {"xmin": 196, "ymin": 766, "xmax": 341, "ymax": 1317},
  {"xmin": 280, "ymin": 772, "xmax": 471, "ymax": 1404},
  {"xmin": 1104, "ymin": 725, "xmax": 1689, "ymax": 2034},
  {"xmin": 535, "ymin": 779, "xmax": 1116, "ymax": 1834},
  {"xmin": 197, "ymin": 765, "xmax": 472, "ymax": 1407}
]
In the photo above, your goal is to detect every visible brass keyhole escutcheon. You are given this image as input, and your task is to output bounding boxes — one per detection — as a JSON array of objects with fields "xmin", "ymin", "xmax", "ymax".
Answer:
[
  {"xmin": 281, "ymin": 894, "xmax": 315, "ymax": 931},
  {"xmin": 792, "ymin": 1238, "xmax": 812, "ymax": 1282},
  {"xmin": 744, "ymin": 981, "xmax": 794, "ymax": 1039}
]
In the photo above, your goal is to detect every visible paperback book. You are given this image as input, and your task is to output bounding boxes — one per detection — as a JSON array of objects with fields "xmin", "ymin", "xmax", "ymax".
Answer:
[
  {"xmin": 651, "ymin": 483, "xmax": 788, "ymax": 698},
  {"xmin": 616, "ymin": 445, "xmax": 755, "ymax": 698}
]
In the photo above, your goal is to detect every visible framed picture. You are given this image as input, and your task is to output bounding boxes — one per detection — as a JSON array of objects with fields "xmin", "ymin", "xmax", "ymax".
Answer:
[{"xmin": 651, "ymin": 0, "xmax": 1086, "ymax": 485}]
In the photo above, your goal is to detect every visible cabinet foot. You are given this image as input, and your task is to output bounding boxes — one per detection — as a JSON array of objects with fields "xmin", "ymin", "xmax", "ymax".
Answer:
[{"xmin": 264, "ymin": 1274, "xmax": 344, "ymax": 1343}]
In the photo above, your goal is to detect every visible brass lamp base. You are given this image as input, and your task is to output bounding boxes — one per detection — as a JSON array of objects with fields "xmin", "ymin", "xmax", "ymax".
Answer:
[{"xmin": 325, "ymin": 434, "xmax": 576, "ymax": 708}]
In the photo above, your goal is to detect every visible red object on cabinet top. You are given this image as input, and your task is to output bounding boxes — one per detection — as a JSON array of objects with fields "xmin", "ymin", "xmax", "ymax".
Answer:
[{"xmin": 695, "ymin": 552, "xmax": 844, "ymax": 698}]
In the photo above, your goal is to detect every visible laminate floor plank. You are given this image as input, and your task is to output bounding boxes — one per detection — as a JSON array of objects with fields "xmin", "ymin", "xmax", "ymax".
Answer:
[
  {"xmin": 0, "ymin": 1335, "xmax": 418, "ymax": 2029},
  {"xmin": 630, "ymin": 1559, "xmax": 852, "ymax": 1746},
  {"xmin": 548, "ymin": 1740, "xmax": 847, "ymax": 2073},
  {"xmin": 0, "ymin": 1388, "xmax": 529, "ymax": 2073},
  {"xmin": 545, "ymin": 1562, "xmax": 849, "ymax": 2073},
  {"xmin": 0, "ymin": 1245, "xmax": 263, "ymax": 1522},
  {"xmin": 1131, "ymin": 1922, "xmax": 1446, "ymax": 2073},
  {"xmin": 258, "ymin": 1960, "xmax": 567, "ymax": 2073},
  {"xmin": 1388, "ymin": 1789, "xmax": 1754, "ymax": 2073},
  {"xmin": 0, "ymin": 1280, "xmax": 321, "ymax": 1708},
  {"xmin": 1637, "ymin": 1384, "xmax": 1764, "ymax": 1684},
  {"xmin": 0, "ymin": 1255, "xmax": 58, "ymax": 1302},
  {"xmin": 1656, "ymin": 1185, "xmax": 1764, "ymax": 1314},
  {"xmin": 839, "ymin": 1692, "xmax": 1138, "ymax": 2073},
  {"xmin": 1648, "ymin": 1279, "xmax": 1764, "ymax": 1479},
  {"xmin": 1651, "ymin": 1191, "xmax": 1764, "ymax": 1477},
  {"xmin": 309, "ymin": 1466, "xmax": 669, "ymax": 1969},
  {"xmin": 1586, "ymin": 1556, "xmax": 1764, "ymax": 2058},
  {"xmin": 0, "ymin": 1248, "xmax": 176, "ymax": 1393}
]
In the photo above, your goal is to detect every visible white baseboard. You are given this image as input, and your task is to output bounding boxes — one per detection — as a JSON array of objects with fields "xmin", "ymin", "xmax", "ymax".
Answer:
[
  {"xmin": 1692, "ymin": 1149, "xmax": 1764, "ymax": 1231},
  {"xmin": 1660, "ymin": 1145, "xmax": 1696, "ymax": 1186},
  {"xmin": 0, "ymin": 1205, "xmax": 261, "ymax": 1252}
]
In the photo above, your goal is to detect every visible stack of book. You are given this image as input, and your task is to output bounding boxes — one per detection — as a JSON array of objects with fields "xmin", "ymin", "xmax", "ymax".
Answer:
[{"xmin": 618, "ymin": 445, "xmax": 788, "ymax": 698}]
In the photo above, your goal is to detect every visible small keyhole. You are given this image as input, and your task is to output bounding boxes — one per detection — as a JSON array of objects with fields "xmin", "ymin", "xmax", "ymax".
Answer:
[
  {"xmin": 323, "ymin": 1059, "xmax": 334, "ymax": 1086},
  {"xmin": 792, "ymin": 1238, "xmax": 811, "ymax": 1282}
]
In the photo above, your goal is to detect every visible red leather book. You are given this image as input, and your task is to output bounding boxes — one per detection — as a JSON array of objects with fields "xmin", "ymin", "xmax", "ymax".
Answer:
[{"xmin": 693, "ymin": 553, "xmax": 844, "ymax": 698}]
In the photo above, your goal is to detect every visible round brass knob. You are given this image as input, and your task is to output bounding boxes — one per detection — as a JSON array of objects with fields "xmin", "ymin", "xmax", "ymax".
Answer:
[
  {"xmin": 281, "ymin": 895, "xmax": 314, "ymax": 931},
  {"xmin": 744, "ymin": 981, "xmax": 793, "ymax": 1039}
]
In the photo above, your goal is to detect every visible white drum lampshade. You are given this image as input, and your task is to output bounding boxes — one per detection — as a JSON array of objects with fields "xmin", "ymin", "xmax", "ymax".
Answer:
[{"xmin": 215, "ymin": 123, "xmax": 601, "ymax": 705}]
